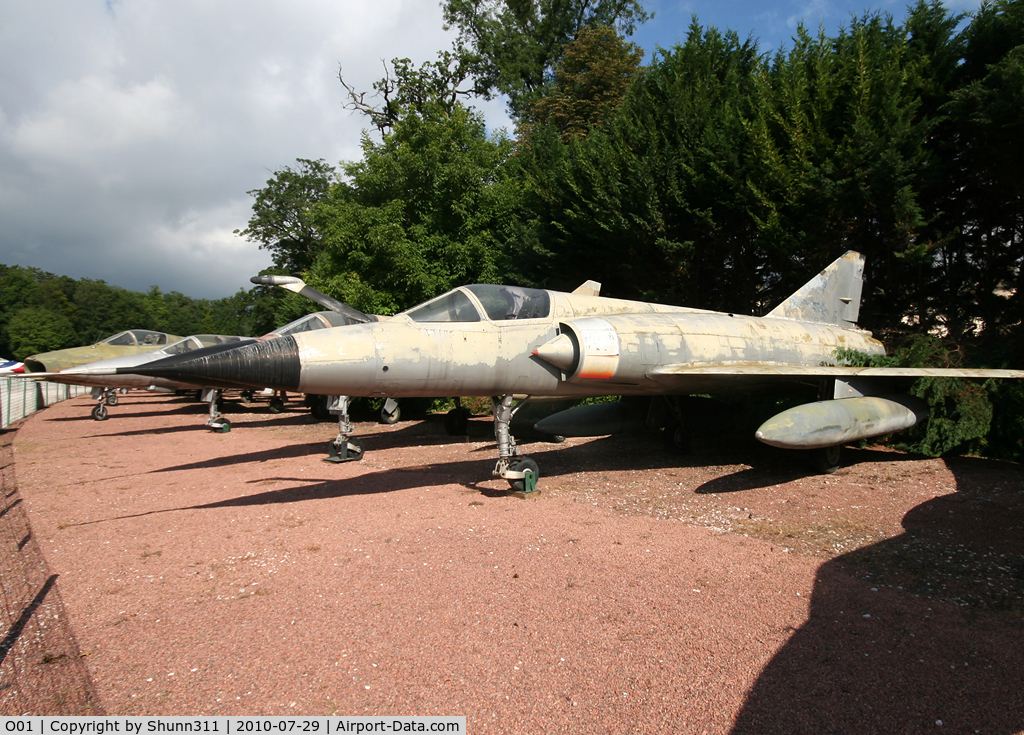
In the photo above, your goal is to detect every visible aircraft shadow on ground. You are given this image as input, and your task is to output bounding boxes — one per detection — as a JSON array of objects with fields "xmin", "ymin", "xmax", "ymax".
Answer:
[
  {"xmin": 83, "ymin": 428, "xmax": 693, "ymax": 525},
  {"xmin": 45, "ymin": 404, "xmax": 204, "ymax": 422},
  {"xmin": 691, "ymin": 445, "xmax": 936, "ymax": 495},
  {"xmin": 731, "ymin": 457, "xmax": 1024, "ymax": 734},
  {"xmin": 147, "ymin": 416, "xmax": 936, "ymax": 489},
  {"xmin": 71, "ymin": 455, "xmax": 501, "ymax": 527},
  {"xmin": 147, "ymin": 415, "xmax": 694, "ymax": 478},
  {"xmin": 91, "ymin": 412, "xmax": 315, "ymax": 439}
]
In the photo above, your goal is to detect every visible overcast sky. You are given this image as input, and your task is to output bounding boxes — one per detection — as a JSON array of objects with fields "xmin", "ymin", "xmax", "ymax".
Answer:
[{"xmin": 0, "ymin": 0, "xmax": 979, "ymax": 300}]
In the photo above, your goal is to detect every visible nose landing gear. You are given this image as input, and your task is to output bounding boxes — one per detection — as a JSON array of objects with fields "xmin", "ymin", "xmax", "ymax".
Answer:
[
  {"xmin": 324, "ymin": 396, "xmax": 364, "ymax": 463},
  {"xmin": 202, "ymin": 388, "xmax": 230, "ymax": 432},
  {"xmin": 490, "ymin": 394, "xmax": 540, "ymax": 496}
]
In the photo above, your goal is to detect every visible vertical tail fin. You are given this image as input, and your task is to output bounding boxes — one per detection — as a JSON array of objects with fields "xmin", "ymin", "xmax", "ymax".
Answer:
[{"xmin": 765, "ymin": 251, "xmax": 865, "ymax": 328}]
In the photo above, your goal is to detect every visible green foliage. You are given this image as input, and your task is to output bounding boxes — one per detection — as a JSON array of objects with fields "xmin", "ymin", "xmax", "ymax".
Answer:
[
  {"xmin": 6, "ymin": 307, "xmax": 77, "ymax": 358},
  {"xmin": 309, "ymin": 104, "xmax": 523, "ymax": 313},
  {"xmin": 520, "ymin": 25, "xmax": 645, "ymax": 140},
  {"xmin": 984, "ymin": 380, "xmax": 1024, "ymax": 461},
  {"xmin": 910, "ymin": 377, "xmax": 993, "ymax": 456},
  {"xmin": 515, "ymin": 23, "xmax": 765, "ymax": 305},
  {"xmin": 909, "ymin": 0, "xmax": 1024, "ymax": 345},
  {"xmin": 235, "ymin": 158, "xmax": 336, "ymax": 274},
  {"xmin": 341, "ymin": 52, "xmax": 482, "ymax": 136},
  {"xmin": 748, "ymin": 14, "xmax": 931, "ymax": 326},
  {"xmin": 442, "ymin": 0, "xmax": 651, "ymax": 116}
]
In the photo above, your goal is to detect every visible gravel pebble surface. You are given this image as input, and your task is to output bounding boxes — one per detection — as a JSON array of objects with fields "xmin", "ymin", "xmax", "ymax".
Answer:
[{"xmin": 2, "ymin": 391, "xmax": 1023, "ymax": 733}]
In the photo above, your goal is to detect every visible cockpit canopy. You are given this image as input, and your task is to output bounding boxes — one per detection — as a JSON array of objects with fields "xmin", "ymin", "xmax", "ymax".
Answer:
[
  {"xmin": 263, "ymin": 311, "xmax": 356, "ymax": 339},
  {"xmin": 101, "ymin": 330, "xmax": 171, "ymax": 347},
  {"xmin": 161, "ymin": 335, "xmax": 247, "ymax": 356},
  {"xmin": 405, "ymin": 285, "xmax": 551, "ymax": 323}
]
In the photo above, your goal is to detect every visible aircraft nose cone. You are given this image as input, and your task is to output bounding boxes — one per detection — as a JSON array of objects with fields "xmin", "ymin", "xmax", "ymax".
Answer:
[
  {"xmin": 129, "ymin": 337, "xmax": 300, "ymax": 391},
  {"xmin": 533, "ymin": 334, "xmax": 577, "ymax": 372}
]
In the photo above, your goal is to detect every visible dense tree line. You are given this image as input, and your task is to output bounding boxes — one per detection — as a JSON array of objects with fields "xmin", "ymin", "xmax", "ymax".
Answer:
[{"xmin": 0, "ymin": 264, "xmax": 257, "ymax": 359}]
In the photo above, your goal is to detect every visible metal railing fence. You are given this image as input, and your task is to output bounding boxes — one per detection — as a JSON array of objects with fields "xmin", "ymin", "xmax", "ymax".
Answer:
[{"xmin": 1, "ymin": 377, "xmax": 90, "ymax": 428}]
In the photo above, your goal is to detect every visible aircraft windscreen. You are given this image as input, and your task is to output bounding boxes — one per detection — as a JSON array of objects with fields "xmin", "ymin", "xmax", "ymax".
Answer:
[
  {"xmin": 321, "ymin": 312, "xmax": 356, "ymax": 327},
  {"xmin": 465, "ymin": 284, "xmax": 550, "ymax": 321},
  {"xmin": 130, "ymin": 330, "xmax": 167, "ymax": 346},
  {"xmin": 195, "ymin": 335, "xmax": 246, "ymax": 348},
  {"xmin": 406, "ymin": 291, "xmax": 481, "ymax": 323},
  {"xmin": 102, "ymin": 331, "xmax": 136, "ymax": 346},
  {"xmin": 273, "ymin": 313, "xmax": 331, "ymax": 336},
  {"xmin": 161, "ymin": 337, "xmax": 202, "ymax": 355},
  {"xmin": 162, "ymin": 335, "xmax": 246, "ymax": 355}
]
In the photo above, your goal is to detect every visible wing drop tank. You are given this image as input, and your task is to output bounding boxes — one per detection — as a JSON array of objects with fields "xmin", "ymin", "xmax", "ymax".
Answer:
[{"xmin": 755, "ymin": 395, "xmax": 929, "ymax": 450}]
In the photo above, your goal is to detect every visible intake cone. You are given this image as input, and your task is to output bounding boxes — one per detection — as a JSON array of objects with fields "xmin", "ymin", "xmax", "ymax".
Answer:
[{"xmin": 125, "ymin": 337, "xmax": 301, "ymax": 391}]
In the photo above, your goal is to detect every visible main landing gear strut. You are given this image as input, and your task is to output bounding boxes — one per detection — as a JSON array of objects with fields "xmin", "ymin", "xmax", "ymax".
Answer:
[
  {"xmin": 491, "ymin": 394, "xmax": 540, "ymax": 496},
  {"xmin": 324, "ymin": 395, "xmax": 364, "ymax": 463}
]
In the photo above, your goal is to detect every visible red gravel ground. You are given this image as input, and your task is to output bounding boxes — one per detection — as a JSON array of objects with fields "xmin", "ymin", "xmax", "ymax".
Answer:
[{"xmin": 2, "ymin": 391, "xmax": 1023, "ymax": 733}]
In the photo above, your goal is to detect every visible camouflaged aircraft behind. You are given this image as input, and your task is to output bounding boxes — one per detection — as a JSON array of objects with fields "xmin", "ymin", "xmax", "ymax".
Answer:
[
  {"xmin": 127, "ymin": 252, "xmax": 1023, "ymax": 494},
  {"xmin": 22, "ymin": 334, "xmax": 250, "ymax": 421},
  {"xmin": 22, "ymin": 330, "xmax": 184, "ymax": 373}
]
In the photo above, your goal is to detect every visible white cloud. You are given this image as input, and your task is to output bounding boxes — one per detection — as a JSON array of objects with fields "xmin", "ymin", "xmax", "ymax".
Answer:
[
  {"xmin": 0, "ymin": 0, "xmax": 461, "ymax": 299},
  {"xmin": 11, "ymin": 74, "xmax": 191, "ymax": 168}
]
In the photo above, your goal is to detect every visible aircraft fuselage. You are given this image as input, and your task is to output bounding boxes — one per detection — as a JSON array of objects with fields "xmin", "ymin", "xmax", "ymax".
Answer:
[{"xmin": 289, "ymin": 291, "xmax": 884, "ymax": 398}]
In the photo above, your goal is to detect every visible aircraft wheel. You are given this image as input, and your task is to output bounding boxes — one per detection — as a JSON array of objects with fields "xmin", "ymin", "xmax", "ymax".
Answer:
[
  {"xmin": 210, "ymin": 419, "xmax": 231, "ymax": 433},
  {"xmin": 268, "ymin": 397, "xmax": 284, "ymax": 413},
  {"xmin": 811, "ymin": 445, "xmax": 842, "ymax": 474},
  {"xmin": 241, "ymin": 391, "xmax": 254, "ymax": 402},
  {"xmin": 91, "ymin": 405, "xmax": 108, "ymax": 421},
  {"xmin": 507, "ymin": 457, "xmax": 540, "ymax": 494},
  {"xmin": 105, "ymin": 392, "xmax": 119, "ymax": 406},
  {"xmin": 662, "ymin": 420, "xmax": 691, "ymax": 454},
  {"xmin": 380, "ymin": 404, "xmax": 400, "ymax": 424},
  {"xmin": 444, "ymin": 407, "xmax": 469, "ymax": 436},
  {"xmin": 325, "ymin": 436, "xmax": 364, "ymax": 462}
]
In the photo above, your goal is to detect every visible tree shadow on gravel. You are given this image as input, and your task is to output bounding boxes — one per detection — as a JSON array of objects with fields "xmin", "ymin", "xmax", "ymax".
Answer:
[{"xmin": 731, "ymin": 458, "xmax": 1024, "ymax": 734}]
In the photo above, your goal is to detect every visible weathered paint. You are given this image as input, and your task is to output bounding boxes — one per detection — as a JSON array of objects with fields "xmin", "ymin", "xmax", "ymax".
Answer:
[
  {"xmin": 765, "ymin": 251, "xmax": 864, "ymax": 328},
  {"xmin": 568, "ymin": 318, "xmax": 620, "ymax": 379},
  {"xmin": 274, "ymin": 284, "xmax": 885, "ymax": 399}
]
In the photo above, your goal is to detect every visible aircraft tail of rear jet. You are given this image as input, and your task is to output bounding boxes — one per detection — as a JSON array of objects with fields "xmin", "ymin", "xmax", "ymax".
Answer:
[{"xmin": 765, "ymin": 251, "xmax": 865, "ymax": 329}]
